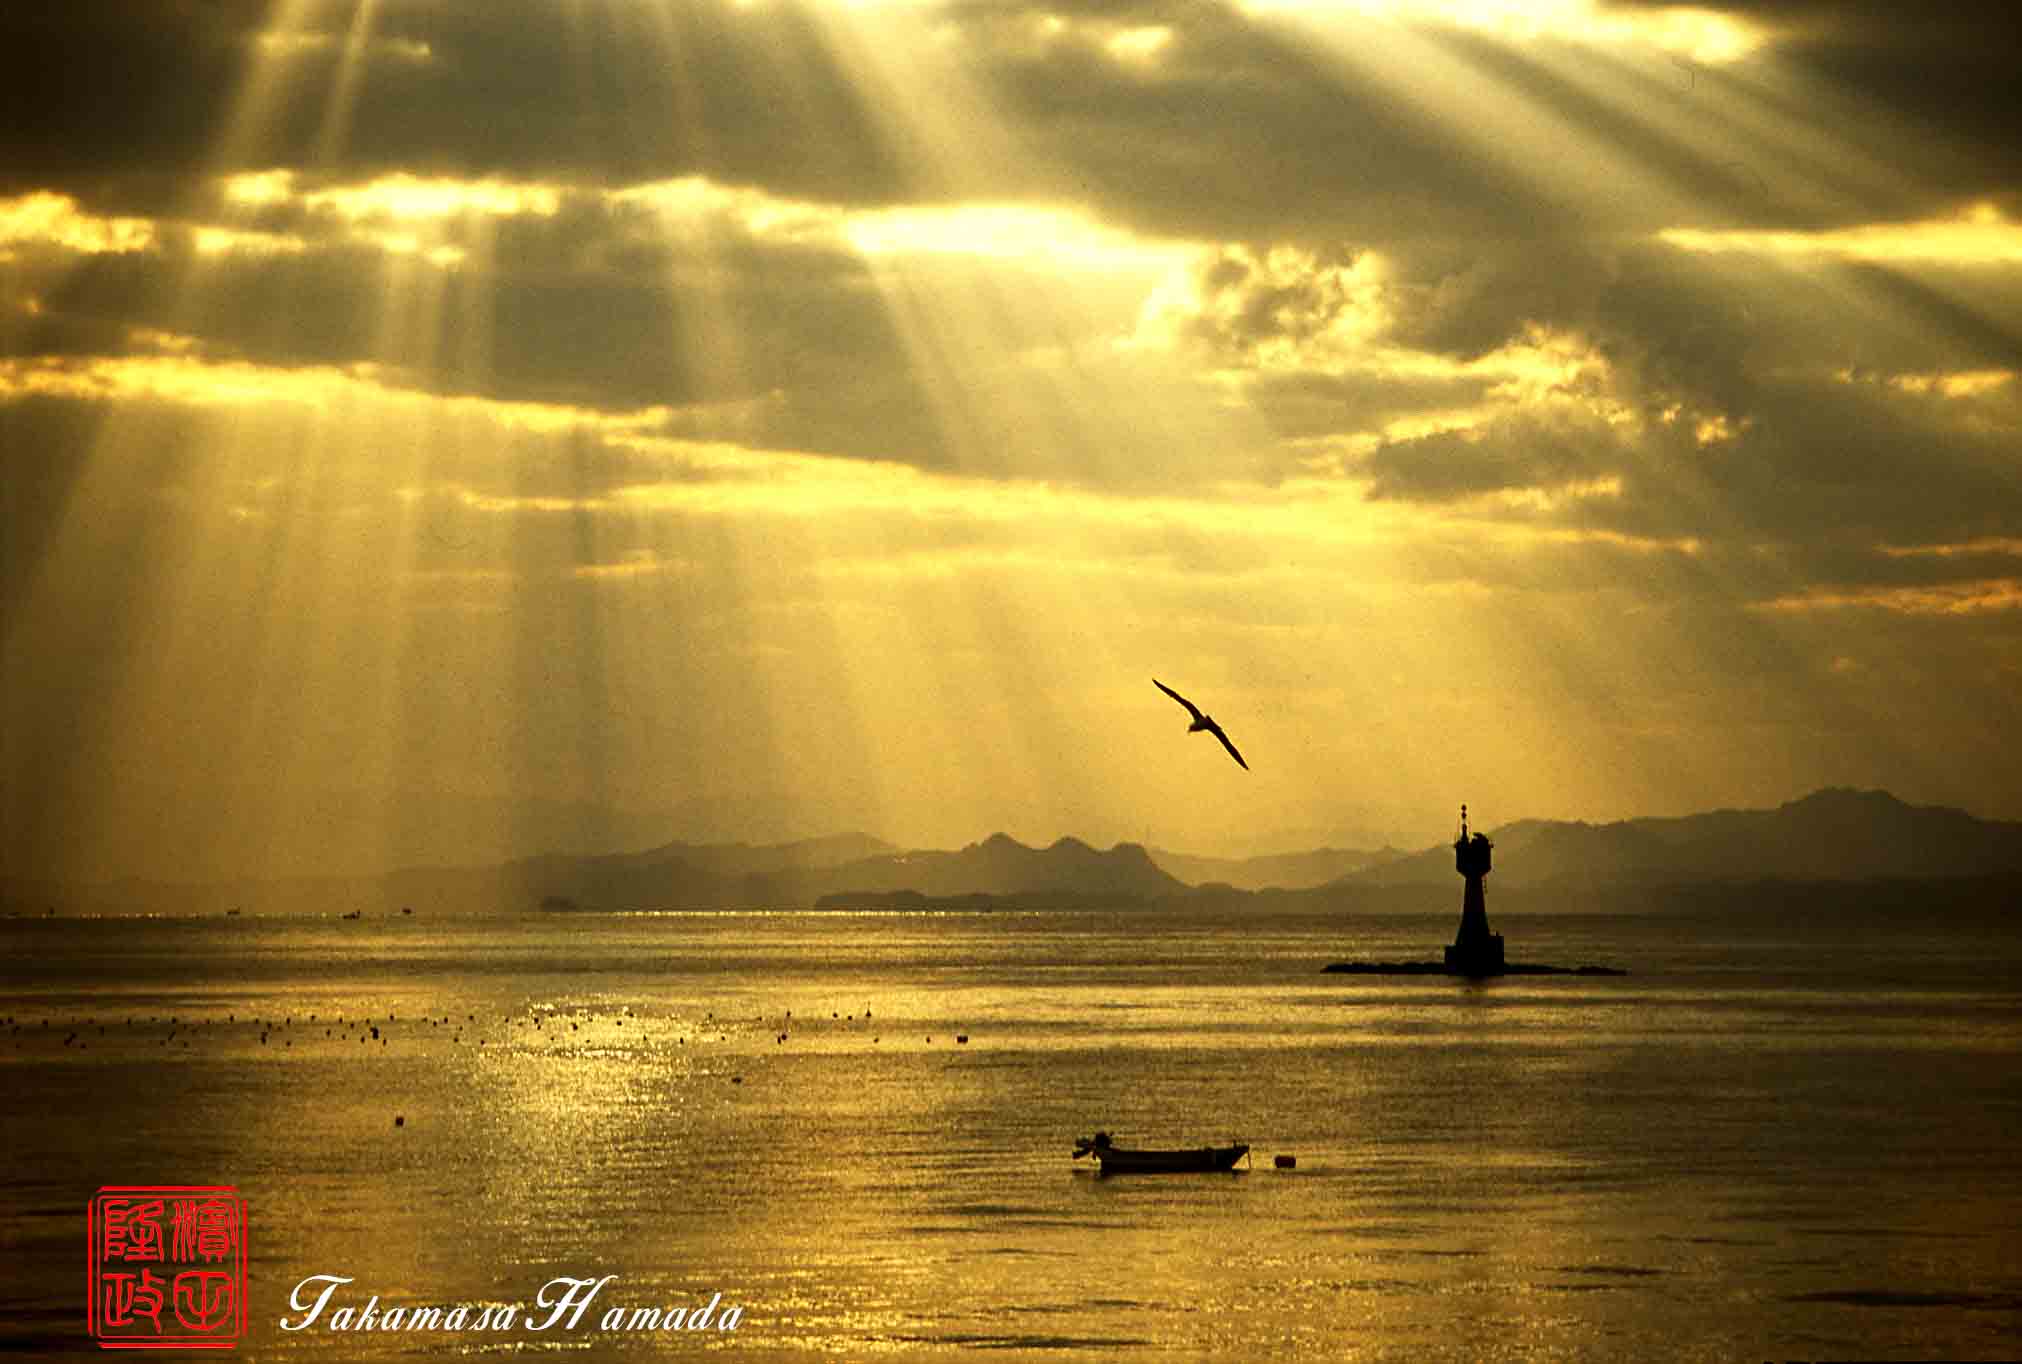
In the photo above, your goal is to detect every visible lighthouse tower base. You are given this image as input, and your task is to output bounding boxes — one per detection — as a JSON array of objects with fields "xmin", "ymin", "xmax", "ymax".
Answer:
[
  {"xmin": 1444, "ymin": 874, "xmax": 1506, "ymax": 976},
  {"xmin": 1447, "ymin": 810, "xmax": 1505, "ymax": 976},
  {"xmin": 1442, "ymin": 941, "xmax": 1505, "ymax": 975}
]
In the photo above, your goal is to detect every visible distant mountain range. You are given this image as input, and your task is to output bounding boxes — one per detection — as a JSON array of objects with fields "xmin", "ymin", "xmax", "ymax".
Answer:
[
  {"xmin": 1145, "ymin": 846, "xmax": 1403, "ymax": 892},
  {"xmin": 2, "ymin": 830, "xmax": 1181, "ymax": 915},
  {"xmin": 815, "ymin": 834, "xmax": 1183, "ymax": 901},
  {"xmin": 1335, "ymin": 788, "xmax": 2022, "ymax": 888},
  {"xmin": 7, "ymin": 788, "xmax": 2019, "ymax": 916}
]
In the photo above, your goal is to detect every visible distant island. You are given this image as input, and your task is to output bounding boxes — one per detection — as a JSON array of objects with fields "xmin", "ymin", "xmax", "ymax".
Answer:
[{"xmin": 6, "ymin": 788, "xmax": 2020, "ymax": 917}]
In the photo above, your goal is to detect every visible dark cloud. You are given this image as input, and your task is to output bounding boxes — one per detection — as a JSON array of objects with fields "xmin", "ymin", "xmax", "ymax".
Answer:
[
  {"xmin": 0, "ymin": 1, "xmax": 909, "ymax": 209},
  {"xmin": 947, "ymin": 0, "xmax": 1994, "ymax": 246},
  {"xmin": 1603, "ymin": 2, "xmax": 2022, "ymax": 204},
  {"xmin": 8, "ymin": 0, "xmax": 2014, "ymax": 247},
  {"xmin": 6, "ymin": 1, "xmax": 2018, "ymax": 528},
  {"xmin": 1359, "ymin": 408, "xmax": 1628, "ymax": 502},
  {"xmin": 1675, "ymin": 376, "xmax": 2022, "ymax": 547},
  {"xmin": 1162, "ymin": 234, "xmax": 1612, "ymax": 377},
  {"xmin": 0, "ymin": 1, "xmax": 1508, "ymax": 240},
  {"xmin": 3, "ymin": 190, "xmax": 956, "ymax": 453},
  {"xmin": 973, "ymin": 8, "xmax": 1552, "ymax": 244},
  {"xmin": 1242, "ymin": 368, "xmax": 1491, "ymax": 442},
  {"xmin": 1155, "ymin": 217, "xmax": 2022, "ymax": 576},
  {"xmin": 1379, "ymin": 237, "xmax": 1617, "ymax": 361},
  {"xmin": 0, "ymin": 5, "xmax": 254, "ymax": 206}
]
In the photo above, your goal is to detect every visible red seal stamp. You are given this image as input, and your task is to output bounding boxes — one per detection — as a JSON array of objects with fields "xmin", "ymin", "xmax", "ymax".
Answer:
[{"xmin": 88, "ymin": 1187, "xmax": 247, "ymax": 1350}]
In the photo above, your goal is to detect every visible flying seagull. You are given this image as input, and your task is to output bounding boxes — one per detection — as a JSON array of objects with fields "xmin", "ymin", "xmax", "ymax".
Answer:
[{"xmin": 1153, "ymin": 679, "xmax": 1248, "ymax": 770}]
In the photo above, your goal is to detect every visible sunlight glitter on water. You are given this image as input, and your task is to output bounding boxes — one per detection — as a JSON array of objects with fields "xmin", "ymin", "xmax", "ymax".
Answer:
[{"xmin": 6, "ymin": 908, "xmax": 2020, "ymax": 1359}]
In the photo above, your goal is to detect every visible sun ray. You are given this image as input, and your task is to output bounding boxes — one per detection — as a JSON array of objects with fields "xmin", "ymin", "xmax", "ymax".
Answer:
[
  {"xmin": 314, "ymin": 0, "xmax": 383, "ymax": 167},
  {"xmin": 6, "ymin": 0, "xmax": 2018, "ymax": 880}
]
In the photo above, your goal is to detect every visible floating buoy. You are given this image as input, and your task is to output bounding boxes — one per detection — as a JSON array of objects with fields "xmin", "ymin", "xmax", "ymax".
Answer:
[{"xmin": 1274, "ymin": 1155, "xmax": 1297, "ymax": 1169}]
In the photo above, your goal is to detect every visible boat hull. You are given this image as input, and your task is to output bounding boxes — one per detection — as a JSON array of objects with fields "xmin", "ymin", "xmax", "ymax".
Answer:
[{"xmin": 1080, "ymin": 1143, "xmax": 1249, "ymax": 1174}]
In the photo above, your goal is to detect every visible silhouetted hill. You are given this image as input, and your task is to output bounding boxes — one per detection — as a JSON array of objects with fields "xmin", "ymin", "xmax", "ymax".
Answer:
[
  {"xmin": 7, "ymin": 833, "xmax": 895, "ymax": 916},
  {"xmin": 442, "ymin": 831, "xmax": 1178, "ymax": 910},
  {"xmin": 4, "ymin": 830, "xmax": 1186, "ymax": 914},
  {"xmin": 606, "ymin": 831, "xmax": 895, "ymax": 875},
  {"xmin": 1336, "ymin": 789, "xmax": 2022, "ymax": 888},
  {"xmin": 14, "ymin": 790, "xmax": 2019, "ymax": 916},
  {"xmin": 1146, "ymin": 845, "xmax": 1406, "ymax": 891},
  {"xmin": 814, "ymin": 834, "xmax": 1184, "ymax": 901},
  {"xmin": 409, "ymin": 831, "xmax": 901, "ymax": 910}
]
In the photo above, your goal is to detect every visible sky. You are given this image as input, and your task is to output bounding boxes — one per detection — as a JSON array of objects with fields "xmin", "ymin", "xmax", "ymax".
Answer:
[{"xmin": 4, "ymin": 1, "xmax": 2019, "ymax": 880}]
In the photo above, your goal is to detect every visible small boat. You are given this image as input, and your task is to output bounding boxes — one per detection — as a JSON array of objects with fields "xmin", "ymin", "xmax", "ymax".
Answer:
[{"xmin": 1073, "ymin": 1132, "xmax": 1249, "ymax": 1174}]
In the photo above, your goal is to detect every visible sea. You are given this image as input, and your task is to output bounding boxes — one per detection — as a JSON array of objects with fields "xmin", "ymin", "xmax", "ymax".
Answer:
[{"xmin": 4, "ymin": 904, "xmax": 2019, "ymax": 1361}]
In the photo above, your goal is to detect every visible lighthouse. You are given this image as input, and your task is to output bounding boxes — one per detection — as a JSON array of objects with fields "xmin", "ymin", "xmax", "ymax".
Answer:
[{"xmin": 1444, "ymin": 804, "xmax": 1505, "ymax": 976}]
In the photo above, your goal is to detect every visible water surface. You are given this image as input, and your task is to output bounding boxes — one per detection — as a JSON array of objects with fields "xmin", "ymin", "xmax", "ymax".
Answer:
[{"xmin": 5, "ymin": 906, "xmax": 2019, "ymax": 1359}]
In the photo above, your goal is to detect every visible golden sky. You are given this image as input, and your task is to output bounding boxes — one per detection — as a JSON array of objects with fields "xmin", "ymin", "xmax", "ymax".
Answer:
[{"xmin": 3, "ymin": 1, "xmax": 2019, "ymax": 878}]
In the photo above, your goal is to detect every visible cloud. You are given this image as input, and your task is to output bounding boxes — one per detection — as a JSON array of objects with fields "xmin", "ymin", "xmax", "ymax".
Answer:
[
  {"xmin": 0, "ymin": 2, "xmax": 914, "ymax": 207},
  {"xmin": 1358, "ymin": 406, "xmax": 1630, "ymax": 501},
  {"xmin": 0, "ymin": 192, "xmax": 157, "ymax": 257},
  {"xmin": 1661, "ymin": 202, "xmax": 2022, "ymax": 264},
  {"xmin": 6, "ymin": 0, "xmax": 2022, "ymax": 872},
  {"xmin": 1755, "ymin": 581, "xmax": 2022, "ymax": 616},
  {"xmin": 5, "ymin": 1, "xmax": 2011, "ymax": 249},
  {"xmin": 1610, "ymin": 1, "xmax": 2022, "ymax": 197}
]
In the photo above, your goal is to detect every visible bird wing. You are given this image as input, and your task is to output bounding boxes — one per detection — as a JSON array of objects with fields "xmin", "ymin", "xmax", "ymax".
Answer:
[
  {"xmin": 1153, "ymin": 678, "xmax": 1204, "ymax": 722},
  {"xmin": 1205, "ymin": 721, "xmax": 1248, "ymax": 770}
]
